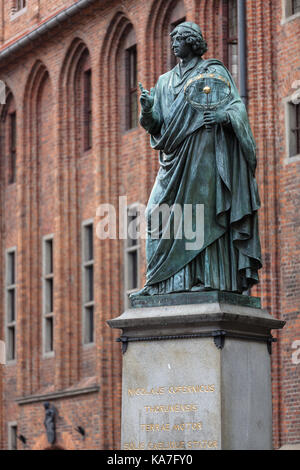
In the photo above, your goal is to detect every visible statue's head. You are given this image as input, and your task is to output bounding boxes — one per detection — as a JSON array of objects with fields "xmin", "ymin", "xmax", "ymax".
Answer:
[
  {"xmin": 170, "ymin": 21, "xmax": 208, "ymax": 59},
  {"xmin": 44, "ymin": 401, "xmax": 50, "ymax": 410}
]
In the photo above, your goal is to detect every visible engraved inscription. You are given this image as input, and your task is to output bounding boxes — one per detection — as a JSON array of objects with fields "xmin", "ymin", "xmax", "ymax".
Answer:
[
  {"xmin": 124, "ymin": 382, "xmax": 219, "ymax": 450},
  {"xmin": 127, "ymin": 384, "xmax": 215, "ymax": 397},
  {"xmin": 123, "ymin": 440, "xmax": 219, "ymax": 450},
  {"xmin": 140, "ymin": 422, "xmax": 203, "ymax": 432}
]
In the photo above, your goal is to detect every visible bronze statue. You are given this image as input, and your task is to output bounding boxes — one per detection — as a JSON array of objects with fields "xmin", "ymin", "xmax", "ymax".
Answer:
[
  {"xmin": 134, "ymin": 22, "xmax": 261, "ymax": 296},
  {"xmin": 44, "ymin": 402, "xmax": 56, "ymax": 445}
]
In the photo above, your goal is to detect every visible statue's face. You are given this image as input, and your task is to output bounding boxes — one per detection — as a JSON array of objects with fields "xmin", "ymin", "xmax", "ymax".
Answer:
[{"xmin": 171, "ymin": 27, "xmax": 193, "ymax": 59}]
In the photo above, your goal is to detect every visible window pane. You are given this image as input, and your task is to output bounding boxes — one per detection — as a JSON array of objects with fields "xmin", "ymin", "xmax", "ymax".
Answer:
[
  {"xmin": 7, "ymin": 251, "xmax": 15, "ymax": 285},
  {"xmin": 130, "ymin": 90, "xmax": 138, "ymax": 129},
  {"xmin": 128, "ymin": 250, "xmax": 138, "ymax": 290},
  {"xmin": 84, "ymin": 69, "xmax": 92, "ymax": 150},
  {"xmin": 292, "ymin": 0, "xmax": 300, "ymax": 14},
  {"xmin": 228, "ymin": 0, "xmax": 238, "ymax": 39},
  {"xmin": 84, "ymin": 306, "xmax": 94, "ymax": 344},
  {"xmin": 9, "ymin": 425, "xmax": 17, "ymax": 450},
  {"xmin": 45, "ymin": 278, "xmax": 53, "ymax": 314},
  {"xmin": 7, "ymin": 327, "xmax": 15, "ymax": 360},
  {"xmin": 7, "ymin": 289, "xmax": 15, "ymax": 322},
  {"xmin": 45, "ymin": 317, "xmax": 53, "ymax": 353},
  {"xmin": 290, "ymin": 103, "xmax": 300, "ymax": 157},
  {"xmin": 85, "ymin": 266, "xmax": 94, "ymax": 302},
  {"xmin": 84, "ymin": 224, "xmax": 93, "ymax": 262},
  {"xmin": 9, "ymin": 112, "xmax": 16, "ymax": 184},
  {"xmin": 45, "ymin": 239, "xmax": 53, "ymax": 275},
  {"xmin": 128, "ymin": 208, "xmax": 139, "ymax": 247},
  {"xmin": 126, "ymin": 46, "xmax": 138, "ymax": 129},
  {"xmin": 129, "ymin": 46, "xmax": 137, "ymax": 90},
  {"xmin": 228, "ymin": 43, "xmax": 238, "ymax": 85},
  {"xmin": 296, "ymin": 104, "xmax": 300, "ymax": 154}
]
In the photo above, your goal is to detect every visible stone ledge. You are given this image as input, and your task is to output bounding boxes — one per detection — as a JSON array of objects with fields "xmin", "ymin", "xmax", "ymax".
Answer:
[
  {"xmin": 108, "ymin": 301, "xmax": 285, "ymax": 338},
  {"xmin": 130, "ymin": 291, "xmax": 261, "ymax": 309},
  {"xmin": 279, "ymin": 444, "xmax": 300, "ymax": 451},
  {"xmin": 16, "ymin": 385, "xmax": 100, "ymax": 405}
]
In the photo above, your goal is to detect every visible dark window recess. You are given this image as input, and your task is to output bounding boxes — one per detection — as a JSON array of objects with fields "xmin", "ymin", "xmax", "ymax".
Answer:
[
  {"xmin": 9, "ymin": 425, "xmax": 17, "ymax": 450},
  {"xmin": 85, "ymin": 265, "xmax": 94, "ymax": 303},
  {"xmin": 8, "ymin": 327, "xmax": 15, "ymax": 361},
  {"xmin": 292, "ymin": 103, "xmax": 300, "ymax": 156},
  {"xmin": 83, "ymin": 69, "xmax": 92, "ymax": 151},
  {"xmin": 292, "ymin": 0, "xmax": 300, "ymax": 15},
  {"xmin": 227, "ymin": 0, "xmax": 238, "ymax": 85},
  {"xmin": 7, "ymin": 290, "xmax": 15, "ymax": 322},
  {"xmin": 84, "ymin": 223, "xmax": 94, "ymax": 261},
  {"xmin": 45, "ymin": 317, "xmax": 54, "ymax": 353},
  {"xmin": 125, "ymin": 45, "xmax": 138, "ymax": 130},
  {"xmin": 7, "ymin": 250, "xmax": 15, "ymax": 285},
  {"xmin": 9, "ymin": 112, "xmax": 16, "ymax": 184},
  {"xmin": 128, "ymin": 250, "xmax": 138, "ymax": 290},
  {"xmin": 126, "ymin": 206, "xmax": 140, "ymax": 294},
  {"xmin": 43, "ymin": 238, "xmax": 54, "ymax": 354},
  {"xmin": 84, "ymin": 305, "xmax": 94, "ymax": 344},
  {"xmin": 127, "ymin": 209, "xmax": 139, "ymax": 248},
  {"xmin": 82, "ymin": 223, "xmax": 94, "ymax": 344},
  {"xmin": 6, "ymin": 250, "xmax": 16, "ymax": 361},
  {"xmin": 14, "ymin": 0, "xmax": 26, "ymax": 12}
]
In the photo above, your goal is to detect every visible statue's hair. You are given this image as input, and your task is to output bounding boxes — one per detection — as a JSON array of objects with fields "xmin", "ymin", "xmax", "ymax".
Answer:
[{"xmin": 170, "ymin": 25, "xmax": 208, "ymax": 57}]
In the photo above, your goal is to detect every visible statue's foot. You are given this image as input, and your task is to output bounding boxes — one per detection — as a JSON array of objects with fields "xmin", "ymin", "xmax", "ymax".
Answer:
[
  {"xmin": 129, "ymin": 286, "xmax": 153, "ymax": 298},
  {"xmin": 191, "ymin": 284, "xmax": 214, "ymax": 292}
]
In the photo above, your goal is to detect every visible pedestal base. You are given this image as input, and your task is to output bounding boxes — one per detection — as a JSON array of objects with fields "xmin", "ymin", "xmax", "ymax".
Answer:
[{"xmin": 108, "ymin": 293, "xmax": 285, "ymax": 450}]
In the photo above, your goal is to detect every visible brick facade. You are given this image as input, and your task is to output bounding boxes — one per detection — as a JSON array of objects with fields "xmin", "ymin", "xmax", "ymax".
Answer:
[{"xmin": 0, "ymin": 0, "xmax": 299, "ymax": 450}]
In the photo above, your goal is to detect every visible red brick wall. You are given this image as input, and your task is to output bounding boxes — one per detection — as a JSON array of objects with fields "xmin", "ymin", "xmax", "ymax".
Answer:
[
  {"xmin": 0, "ymin": 0, "xmax": 299, "ymax": 450},
  {"xmin": 273, "ymin": 1, "xmax": 300, "ymax": 447}
]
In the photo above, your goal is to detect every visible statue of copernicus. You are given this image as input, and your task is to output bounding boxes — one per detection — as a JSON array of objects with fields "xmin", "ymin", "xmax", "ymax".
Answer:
[{"xmin": 135, "ymin": 21, "xmax": 262, "ymax": 296}]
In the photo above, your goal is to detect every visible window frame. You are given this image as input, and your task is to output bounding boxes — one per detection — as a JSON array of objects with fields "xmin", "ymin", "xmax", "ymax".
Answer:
[
  {"xmin": 83, "ymin": 68, "xmax": 92, "ymax": 152},
  {"xmin": 8, "ymin": 422, "xmax": 18, "ymax": 450},
  {"xmin": 124, "ymin": 204, "xmax": 141, "ymax": 308},
  {"xmin": 82, "ymin": 219, "xmax": 95, "ymax": 346},
  {"xmin": 5, "ymin": 247, "xmax": 17, "ymax": 364},
  {"xmin": 282, "ymin": 0, "xmax": 300, "ymax": 22},
  {"xmin": 8, "ymin": 110, "xmax": 16, "ymax": 184},
  {"xmin": 226, "ymin": 0, "xmax": 239, "ymax": 85},
  {"xmin": 292, "ymin": 0, "xmax": 300, "ymax": 14},
  {"xmin": 11, "ymin": 0, "xmax": 27, "ymax": 20},
  {"xmin": 125, "ymin": 44, "xmax": 138, "ymax": 131},
  {"xmin": 284, "ymin": 94, "xmax": 300, "ymax": 163},
  {"xmin": 1, "ymin": 93, "xmax": 17, "ymax": 186},
  {"xmin": 42, "ymin": 235, "xmax": 55, "ymax": 357}
]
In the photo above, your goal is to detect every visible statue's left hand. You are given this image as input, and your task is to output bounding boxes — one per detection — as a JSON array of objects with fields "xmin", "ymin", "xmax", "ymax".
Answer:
[{"xmin": 203, "ymin": 110, "xmax": 228, "ymax": 126}]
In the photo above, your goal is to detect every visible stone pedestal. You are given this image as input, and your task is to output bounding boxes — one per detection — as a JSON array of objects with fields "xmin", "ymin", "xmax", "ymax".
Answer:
[{"xmin": 108, "ymin": 292, "xmax": 285, "ymax": 451}]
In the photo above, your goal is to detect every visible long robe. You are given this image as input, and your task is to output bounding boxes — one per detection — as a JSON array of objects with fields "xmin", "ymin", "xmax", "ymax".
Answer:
[{"xmin": 140, "ymin": 57, "xmax": 262, "ymax": 294}]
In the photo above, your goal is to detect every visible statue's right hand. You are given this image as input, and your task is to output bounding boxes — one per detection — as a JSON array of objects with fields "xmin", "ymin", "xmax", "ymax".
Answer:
[{"xmin": 139, "ymin": 82, "xmax": 155, "ymax": 112}]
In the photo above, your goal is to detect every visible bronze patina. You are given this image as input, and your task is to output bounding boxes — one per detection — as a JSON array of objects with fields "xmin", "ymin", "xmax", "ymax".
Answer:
[{"xmin": 134, "ymin": 22, "xmax": 261, "ymax": 296}]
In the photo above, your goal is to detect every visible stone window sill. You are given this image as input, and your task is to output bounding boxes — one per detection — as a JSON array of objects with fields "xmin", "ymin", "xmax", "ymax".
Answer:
[
  {"xmin": 5, "ymin": 359, "xmax": 17, "ymax": 366},
  {"xmin": 10, "ymin": 7, "xmax": 27, "ymax": 22},
  {"xmin": 284, "ymin": 153, "xmax": 300, "ymax": 165},
  {"xmin": 43, "ymin": 351, "xmax": 55, "ymax": 359},
  {"xmin": 281, "ymin": 11, "xmax": 300, "ymax": 25}
]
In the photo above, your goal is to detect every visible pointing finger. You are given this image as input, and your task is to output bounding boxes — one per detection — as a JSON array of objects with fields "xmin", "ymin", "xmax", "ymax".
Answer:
[{"xmin": 139, "ymin": 82, "xmax": 145, "ymax": 93}]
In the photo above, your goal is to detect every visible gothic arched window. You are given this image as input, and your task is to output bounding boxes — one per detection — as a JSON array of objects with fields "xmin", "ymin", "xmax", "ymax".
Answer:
[
  {"xmin": 75, "ymin": 50, "xmax": 92, "ymax": 153},
  {"xmin": 122, "ymin": 26, "xmax": 138, "ymax": 131},
  {"xmin": 1, "ymin": 92, "xmax": 17, "ymax": 185}
]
